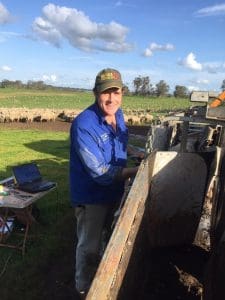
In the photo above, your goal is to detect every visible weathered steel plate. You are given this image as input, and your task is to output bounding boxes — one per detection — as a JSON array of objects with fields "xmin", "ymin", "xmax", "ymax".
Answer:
[
  {"xmin": 146, "ymin": 151, "xmax": 207, "ymax": 247},
  {"xmin": 87, "ymin": 151, "xmax": 208, "ymax": 299}
]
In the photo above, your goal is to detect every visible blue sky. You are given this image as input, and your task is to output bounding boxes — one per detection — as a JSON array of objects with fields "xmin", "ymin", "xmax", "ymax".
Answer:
[{"xmin": 0, "ymin": 0, "xmax": 225, "ymax": 92}]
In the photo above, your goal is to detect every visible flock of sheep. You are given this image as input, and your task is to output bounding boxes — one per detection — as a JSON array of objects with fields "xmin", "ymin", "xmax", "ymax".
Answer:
[
  {"xmin": 0, "ymin": 108, "xmax": 79, "ymax": 123},
  {"xmin": 0, "ymin": 108, "xmax": 154, "ymax": 125}
]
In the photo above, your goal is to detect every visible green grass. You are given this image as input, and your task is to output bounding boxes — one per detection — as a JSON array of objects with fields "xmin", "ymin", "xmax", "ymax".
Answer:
[
  {"xmin": 0, "ymin": 87, "xmax": 191, "ymax": 113},
  {"xmin": 122, "ymin": 95, "xmax": 190, "ymax": 114},
  {"xmin": 0, "ymin": 88, "xmax": 93, "ymax": 110},
  {"xmin": 0, "ymin": 129, "xmax": 71, "ymax": 300},
  {"xmin": 0, "ymin": 130, "xmax": 69, "ymax": 174}
]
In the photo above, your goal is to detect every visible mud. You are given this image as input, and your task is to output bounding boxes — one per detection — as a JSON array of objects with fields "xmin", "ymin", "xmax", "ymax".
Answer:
[{"xmin": 0, "ymin": 120, "xmax": 150, "ymax": 136}]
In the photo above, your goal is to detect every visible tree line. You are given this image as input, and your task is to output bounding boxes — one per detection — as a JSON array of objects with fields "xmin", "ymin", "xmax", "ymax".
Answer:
[
  {"xmin": 131, "ymin": 76, "xmax": 225, "ymax": 98},
  {"xmin": 130, "ymin": 76, "xmax": 189, "ymax": 98},
  {"xmin": 0, "ymin": 79, "xmax": 85, "ymax": 92},
  {"xmin": 1, "ymin": 78, "xmax": 225, "ymax": 98}
]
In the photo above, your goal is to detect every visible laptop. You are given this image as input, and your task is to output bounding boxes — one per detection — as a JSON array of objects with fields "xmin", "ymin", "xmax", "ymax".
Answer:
[{"xmin": 12, "ymin": 163, "xmax": 56, "ymax": 193}]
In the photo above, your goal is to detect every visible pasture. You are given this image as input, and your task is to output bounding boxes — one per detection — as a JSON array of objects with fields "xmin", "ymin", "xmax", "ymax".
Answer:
[
  {"xmin": 0, "ymin": 129, "xmax": 73, "ymax": 300},
  {"xmin": 0, "ymin": 88, "xmax": 191, "ymax": 113}
]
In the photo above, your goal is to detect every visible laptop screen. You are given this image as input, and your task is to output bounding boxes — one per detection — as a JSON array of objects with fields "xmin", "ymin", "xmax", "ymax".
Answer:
[{"xmin": 13, "ymin": 163, "xmax": 42, "ymax": 185}]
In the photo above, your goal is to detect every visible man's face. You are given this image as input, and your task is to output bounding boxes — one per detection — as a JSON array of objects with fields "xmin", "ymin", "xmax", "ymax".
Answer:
[{"xmin": 96, "ymin": 87, "xmax": 123, "ymax": 117}]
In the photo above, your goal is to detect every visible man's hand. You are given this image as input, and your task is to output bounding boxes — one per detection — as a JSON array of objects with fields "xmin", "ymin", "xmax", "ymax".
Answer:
[
  {"xmin": 127, "ymin": 144, "xmax": 145, "ymax": 160},
  {"xmin": 114, "ymin": 166, "xmax": 139, "ymax": 182}
]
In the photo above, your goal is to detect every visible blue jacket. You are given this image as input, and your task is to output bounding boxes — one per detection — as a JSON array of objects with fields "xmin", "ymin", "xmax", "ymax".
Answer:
[{"xmin": 70, "ymin": 103, "xmax": 128, "ymax": 206}]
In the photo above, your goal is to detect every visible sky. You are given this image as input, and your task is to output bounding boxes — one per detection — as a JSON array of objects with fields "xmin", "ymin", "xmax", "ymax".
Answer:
[{"xmin": 0, "ymin": 0, "xmax": 225, "ymax": 92}]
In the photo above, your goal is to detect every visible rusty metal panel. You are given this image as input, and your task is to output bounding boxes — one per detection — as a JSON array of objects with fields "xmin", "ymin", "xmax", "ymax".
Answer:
[
  {"xmin": 87, "ymin": 158, "xmax": 152, "ymax": 300},
  {"xmin": 146, "ymin": 151, "xmax": 207, "ymax": 247},
  {"xmin": 194, "ymin": 147, "xmax": 222, "ymax": 250}
]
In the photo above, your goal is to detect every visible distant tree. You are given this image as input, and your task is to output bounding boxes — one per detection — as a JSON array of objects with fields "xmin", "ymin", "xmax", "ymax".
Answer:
[
  {"xmin": 122, "ymin": 84, "xmax": 130, "ymax": 95},
  {"xmin": 27, "ymin": 80, "xmax": 35, "ymax": 89},
  {"xmin": 0, "ymin": 79, "xmax": 10, "ymax": 88},
  {"xmin": 36, "ymin": 81, "xmax": 46, "ymax": 90},
  {"xmin": 155, "ymin": 80, "xmax": 169, "ymax": 97},
  {"xmin": 14, "ymin": 80, "xmax": 23, "ymax": 88},
  {"xmin": 133, "ymin": 76, "xmax": 142, "ymax": 94},
  {"xmin": 149, "ymin": 85, "xmax": 156, "ymax": 96},
  {"xmin": 133, "ymin": 76, "xmax": 153, "ymax": 96},
  {"xmin": 221, "ymin": 79, "xmax": 225, "ymax": 91},
  {"xmin": 140, "ymin": 76, "xmax": 148, "ymax": 95},
  {"xmin": 174, "ymin": 85, "xmax": 189, "ymax": 98},
  {"xmin": 26, "ymin": 80, "xmax": 46, "ymax": 90}
]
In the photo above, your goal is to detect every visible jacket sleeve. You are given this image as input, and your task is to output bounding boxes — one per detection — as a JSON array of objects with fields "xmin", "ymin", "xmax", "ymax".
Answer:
[{"xmin": 71, "ymin": 126, "xmax": 122, "ymax": 185}]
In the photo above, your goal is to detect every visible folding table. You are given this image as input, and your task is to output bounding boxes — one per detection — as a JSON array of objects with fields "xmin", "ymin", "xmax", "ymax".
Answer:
[{"xmin": 0, "ymin": 176, "xmax": 56, "ymax": 255}]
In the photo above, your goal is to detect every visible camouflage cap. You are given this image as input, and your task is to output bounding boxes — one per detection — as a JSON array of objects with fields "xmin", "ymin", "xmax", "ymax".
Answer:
[{"xmin": 94, "ymin": 68, "xmax": 123, "ymax": 93}]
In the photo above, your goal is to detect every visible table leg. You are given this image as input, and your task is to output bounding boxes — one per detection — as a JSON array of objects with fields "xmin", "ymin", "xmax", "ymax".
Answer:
[
  {"xmin": 0, "ymin": 205, "xmax": 35, "ymax": 255},
  {"xmin": 0, "ymin": 207, "xmax": 12, "ymax": 242}
]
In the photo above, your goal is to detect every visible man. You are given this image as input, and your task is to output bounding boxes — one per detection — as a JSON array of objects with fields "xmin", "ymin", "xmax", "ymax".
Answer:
[{"xmin": 70, "ymin": 68, "xmax": 142, "ymax": 296}]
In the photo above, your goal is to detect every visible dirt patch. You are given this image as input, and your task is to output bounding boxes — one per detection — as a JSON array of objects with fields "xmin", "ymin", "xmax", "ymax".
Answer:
[
  {"xmin": 0, "ymin": 120, "xmax": 150, "ymax": 136},
  {"xmin": 0, "ymin": 120, "xmax": 72, "ymax": 132}
]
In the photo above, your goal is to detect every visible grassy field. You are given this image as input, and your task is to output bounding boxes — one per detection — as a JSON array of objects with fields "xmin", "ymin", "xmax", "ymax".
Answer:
[
  {"xmin": 0, "ymin": 129, "xmax": 72, "ymax": 300},
  {"xmin": 0, "ymin": 88, "xmax": 191, "ymax": 114}
]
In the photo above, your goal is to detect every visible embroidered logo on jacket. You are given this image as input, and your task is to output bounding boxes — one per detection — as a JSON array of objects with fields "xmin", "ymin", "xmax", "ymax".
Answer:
[{"xmin": 100, "ymin": 133, "xmax": 109, "ymax": 143}]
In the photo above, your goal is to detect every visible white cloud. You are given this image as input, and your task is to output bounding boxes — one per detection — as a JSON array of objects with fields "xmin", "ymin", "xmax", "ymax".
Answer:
[
  {"xmin": 42, "ymin": 74, "xmax": 57, "ymax": 82},
  {"xmin": 189, "ymin": 78, "xmax": 210, "ymax": 90},
  {"xmin": 1, "ymin": 65, "xmax": 11, "ymax": 71},
  {"xmin": 143, "ymin": 42, "xmax": 175, "ymax": 57},
  {"xmin": 195, "ymin": 4, "xmax": 225, "ymax": 17},
  {"xmin": 187, "ymin": 86, "xmax": 200, "ymax": 92},
  {"xmin": 0, "ymin": 2, "xmax": 11, "ymax": 24},
  {"xmin": 32, "ymin": 4, "xmax": 132, "ymax": 52},
  {"xmin": 143, "ymin": 48, "xmax": 153, "ymax": 57},
  {"xmin": 180, "ymin": 54, "xmax": 225, "ymax": 74},
  {"xmin": 179, "ymin": 52, "xmax": 202, "ymax": 71},
  {"xmin": 202, "ymin": 62, "xmax": 225, "ymax": 74},
  {"xmin": 196, "ymin": 79, "xmax": 209, "ymax": 84}
]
